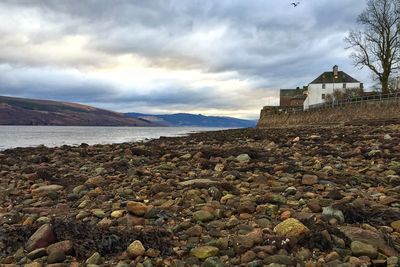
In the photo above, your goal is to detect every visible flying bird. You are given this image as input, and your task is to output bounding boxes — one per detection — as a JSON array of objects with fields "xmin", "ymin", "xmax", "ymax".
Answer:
[{"xmin": 291, "ymin": 2, "xmax": 300, "ymax": 7}]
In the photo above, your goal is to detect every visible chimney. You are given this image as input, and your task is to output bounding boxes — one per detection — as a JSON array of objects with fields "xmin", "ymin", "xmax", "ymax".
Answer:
[{"xmin": 333, "ymin": 65, "xmax": 338, "ymax": 77}]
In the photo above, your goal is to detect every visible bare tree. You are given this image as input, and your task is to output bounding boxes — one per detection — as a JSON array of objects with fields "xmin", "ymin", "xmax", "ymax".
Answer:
[{"xmin": 345, "ymin": 0, "xmax": 400, "ymax": 93}]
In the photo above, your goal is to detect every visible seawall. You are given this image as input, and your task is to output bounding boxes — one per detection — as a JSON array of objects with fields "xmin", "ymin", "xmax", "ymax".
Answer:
[{"xmin": 257, "ymin": 99, "xmax": 400, "ymax": 128}]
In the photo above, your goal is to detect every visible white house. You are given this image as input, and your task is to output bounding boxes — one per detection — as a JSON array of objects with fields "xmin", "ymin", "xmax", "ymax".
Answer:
[{"xmin": 303, "ymin": 65, "xmax": 362, "ymax": 110}]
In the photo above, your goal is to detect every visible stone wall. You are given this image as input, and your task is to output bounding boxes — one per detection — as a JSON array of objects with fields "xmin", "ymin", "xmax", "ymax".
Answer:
[{"xmin": 257, "ymin": 99, "xmax": 400, "ymax": 128}]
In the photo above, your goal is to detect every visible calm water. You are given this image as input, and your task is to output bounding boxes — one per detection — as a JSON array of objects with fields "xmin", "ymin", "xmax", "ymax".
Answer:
[{"xmin": 0, "ymin": 126, "xmax": 226, "ymax": 150}]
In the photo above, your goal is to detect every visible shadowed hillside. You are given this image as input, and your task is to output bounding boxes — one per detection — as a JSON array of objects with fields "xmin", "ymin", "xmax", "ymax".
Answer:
[{"xmin": 0, "ymin": 96, "xmax": 157, "ymax": 126}]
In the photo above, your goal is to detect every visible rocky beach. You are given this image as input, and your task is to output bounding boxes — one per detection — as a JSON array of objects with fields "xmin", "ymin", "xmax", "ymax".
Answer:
[{"xmin": 1, "ymin": 125, "xmax": 400, "ymax": 267}]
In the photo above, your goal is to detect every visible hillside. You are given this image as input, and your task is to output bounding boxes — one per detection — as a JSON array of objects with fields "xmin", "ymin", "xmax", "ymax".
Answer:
[
  {"xmin": 0, "ymin": 96, "xmax": 156, "ymax": 126},
  {"xmin": 125, "ymin": 112, "xmax": 257, "ymax": 127}
]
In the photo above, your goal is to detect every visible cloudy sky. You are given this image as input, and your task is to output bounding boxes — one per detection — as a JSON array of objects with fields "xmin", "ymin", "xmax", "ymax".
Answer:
[{"xmin": 0, "ymin": 0, "xmax": 371, "ymax": 119}]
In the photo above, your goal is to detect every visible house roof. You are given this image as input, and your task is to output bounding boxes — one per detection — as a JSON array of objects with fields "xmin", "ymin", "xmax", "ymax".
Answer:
[{"xmin": 310, "ymin": 71, "xmax": 360, "ymax": 84}]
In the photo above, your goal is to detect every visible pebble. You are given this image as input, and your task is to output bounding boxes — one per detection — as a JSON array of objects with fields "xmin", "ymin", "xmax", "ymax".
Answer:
[
  {"xmin": 127, "ymin": 240, "xmax": 146, "ymax": 258},
  {"xmin": 190, "ymin": 246, "xmax": 219, "ymax": 259}
]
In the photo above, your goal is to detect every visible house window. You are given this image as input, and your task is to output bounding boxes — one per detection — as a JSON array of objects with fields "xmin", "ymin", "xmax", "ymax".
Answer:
[
  {"xmin": 322, "ymin": 84, "xmax": 326, "ymax": 89},
  {"xmin": 343, "ymin": 83, "xmax": 346, "ymax": 89},
  {"xmin": 322, "ymin": 94, "xmax": 326, "ymax": 100}
]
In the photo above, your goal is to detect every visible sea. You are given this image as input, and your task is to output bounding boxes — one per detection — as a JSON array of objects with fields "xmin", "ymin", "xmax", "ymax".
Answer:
[{"xmin": 0, "ymin": 126, "xmax": 226, "ymax": 150}]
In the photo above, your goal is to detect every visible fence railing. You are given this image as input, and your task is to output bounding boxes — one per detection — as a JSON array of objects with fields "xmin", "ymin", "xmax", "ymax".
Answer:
[
  {"xmin": 263, "ymin": 92, "xmax": 400, "ymax": 115},
  {"xmin": 308, "ymin": 92, "xmax": 400, "ymax": 110}
]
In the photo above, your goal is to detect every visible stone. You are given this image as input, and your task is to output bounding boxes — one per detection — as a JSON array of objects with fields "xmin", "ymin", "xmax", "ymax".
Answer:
[
  {"xmin": 47, "ymin": 250, "xmax": 66, "ymax": 264},
  {"xmin": 190, "ymin": 246, "xmax": 219, "ymax": 260},
  {"xmin": 351, "ymin": 241, "xmax": 378, "ymax": 259},
  {"xmin": 302, "ymin": 175, "xmax": 318, "ymax": 185},
  {"xmin": 325, "ymin": 251, "xmax": 340, "ymax": 262},
  {"xmin": 46, "ymin": 240, "xmax": 74, "ymax": 255},
  {"xmin": 201, "ymin": 257, "xmax": 224, "ymax": 267},
  {"xmin": 31, "ymin": 185, "xmax": 64, "ymax": 195},
  {"xmin": 339, "ymin": 226, "xmax": 398, "ymax": 256},
  {"xmin": 127, "ymin": 240, "xmax": 145, "ymax": 258},
  {"xmin": 236, "ymin": 154, "xmax": 251, "ymax": 163},
  {"xmin": 27, "ymin": 248, "xmax": 47, "ymax": 260},
  {"xmin": 274, "ymin": 218, "xmax": 309, "ymax": 238},
  {"xmin": 390, "ymin": 220, "xmax": 400, "ymax": 232},
  {"xmin": 91, "ymin": 209, "xmax": 106, "ymax": 218},
  {"xmin": 86, "ymin": 252, "xmax": 101, "ymax": 265},
  {"xmin": 127, "ymin": 201, "xmax": 148, "ymax": 216},
  {"xmin": 264, "ymin": 255, "xmax": 295, "ymax": 265},
  {"xmin": 241, "ymin": 250, "xmax": 257, "ymax": 263},
  {"xmin": 193, "ymin": 210, "xmax": 214, "ymax": 222},
  {"xmin": 26, "ymin": 224, "xmax": 56, "ymax": 252},
  {"xmin": 322, "ymin": 206, "xmax": 345, "ymax": 224},
  {"xmin": 111, "ymin": 210, "xmax": 124, "ymax": 219}
]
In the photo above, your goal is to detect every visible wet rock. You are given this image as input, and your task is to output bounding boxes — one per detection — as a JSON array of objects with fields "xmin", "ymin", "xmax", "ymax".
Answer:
[
  {"xmin": 274, "ymin": 218, "xmax": 309, "ymax": 238},
  {"xmin": 26, "ymin": 224, "xmax": 56, "ymax": 252},
  {"xmin": 351, "ymin": 241, "xmax": 378, "ymax": 259},
  {"xmin": 190, "ymin": 246, "xmax": 219, "ymax": 260}
]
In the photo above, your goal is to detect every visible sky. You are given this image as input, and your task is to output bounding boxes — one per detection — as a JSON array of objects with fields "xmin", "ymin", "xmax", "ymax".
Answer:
[{"xmin": 0, "ymin": 0, "xmax": 371, "ymax": 119}]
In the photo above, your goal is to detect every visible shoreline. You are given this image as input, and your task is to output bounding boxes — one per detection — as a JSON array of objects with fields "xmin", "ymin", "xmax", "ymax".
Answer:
[{"xmin": 1, "ymin": 125, "xmax": 400, "ymax": 266}]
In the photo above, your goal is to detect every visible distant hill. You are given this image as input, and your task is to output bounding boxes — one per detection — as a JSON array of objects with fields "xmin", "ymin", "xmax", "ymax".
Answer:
[
  {"xmin": 125, "ymin": 112, "xmax": 257, "ymax": 128},
  {"xmin": 0, "ymin": 96, "xmax": 157, "ymax": 126}
]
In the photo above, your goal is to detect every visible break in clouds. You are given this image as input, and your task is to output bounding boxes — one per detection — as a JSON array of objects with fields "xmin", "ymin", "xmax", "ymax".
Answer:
[{"xmin": 0, "ymin": 0, "xmax": 370, "ymax": 118}]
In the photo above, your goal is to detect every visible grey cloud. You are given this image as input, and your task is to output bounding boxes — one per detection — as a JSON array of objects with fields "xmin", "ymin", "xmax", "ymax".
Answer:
[{"xmin": 0, "ymin": 1, "xmax": 372, "ymax": 117}]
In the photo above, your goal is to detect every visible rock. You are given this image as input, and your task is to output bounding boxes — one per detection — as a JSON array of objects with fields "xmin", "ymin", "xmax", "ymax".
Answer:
[
  {"xmin": 46, "ymin": 240, "xmax": 74, "ymax": 255},
  {"xmin": 236, "ymin": 154, "xmax": 251, "ymax": 163},
  {"xmin": 127, "ymin": 201, "xmax": 147, "ymax": 216},
  {"xmin": 340, "ymin": 226, "xmax": 398, "ymax": 257},
  {"xmin": 325, "ymin": 251, "xmax": 340, "ymax": 262},
  {"xmin": 351, "ymin": 241, "xmax": 378, "ymax": 259},
  {"xmin": 214, "ymin": 163, "xmax": 224, "ymax": 172},
  {"xmin": 384, "ymin": 134, "xmax": 392, "ymax": 140},
  {"xmin": 47, "ymin": 250, "xmax": 66, "ymax": 264},
  {"xmin": 27, "ymin": 248, "xmax": 47, "ymax": 260},
  {"xmin": 86, "ymin": 252, "xmax": 101, "ymax": 265},
  {"xmin": 26, "ymin": 224, "xmax": 56, "ymax": 252},
  {"xmin": 208, "ymin": 187, "xmax": 222, "ymax": 200},
  {"xmin": 127, "ymin": 240, "xmax": 145, "ymax": 258},
  {"xmin": 274, "ymin": 218, "xmax": 309, "ymax": 238},
  {"xmin": 390, "ymin": 220, "xmax": 400, "ymax": 232},
  {"xmin": 193, "ymin": 210, "xmax": 214, "ymax": 222},
  {"xmin": 241, "ymin": 250, "xmax": 257, "ymax": 263},
  {"xmin": 201, "ymin": 257, "xmax": 224, "ymax": 267},
  {"xmin": 31, "ymin": 185, "xmax": 64, "ymax": 195},
  {"xmin": 264, "ymin": 255, "xmax": 295, "ymax": 265},
  {"xmin": 190, "ymin": 246, "xmax": 219, "ymax": 260},
  {"xmin": 111, "ymin": 210, "xmax": 124, "ymax": 219},
  {"xmin": 91, "ymin": 209, "xmax": 106, "ymax": 218},
  {"xmin": 322, "ymin": 206, "xmax": 345, "ymax": 224},
  {"xmin": 238, "ymin": 201, "xmax": 256, "ymax": 213},
  {"xmin": 302, "ymin": 175, "xmax": 318, "ymax": 185}
]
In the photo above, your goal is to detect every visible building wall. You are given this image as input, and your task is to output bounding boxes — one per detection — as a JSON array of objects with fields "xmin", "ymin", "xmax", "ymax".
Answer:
[
  {"xmin": 304, "ymin": 82, "xmax": 361, "ymax": 110},
  {"xmin": 258, "ymin": 99, "xmax": 400, "ymax": 128}
]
